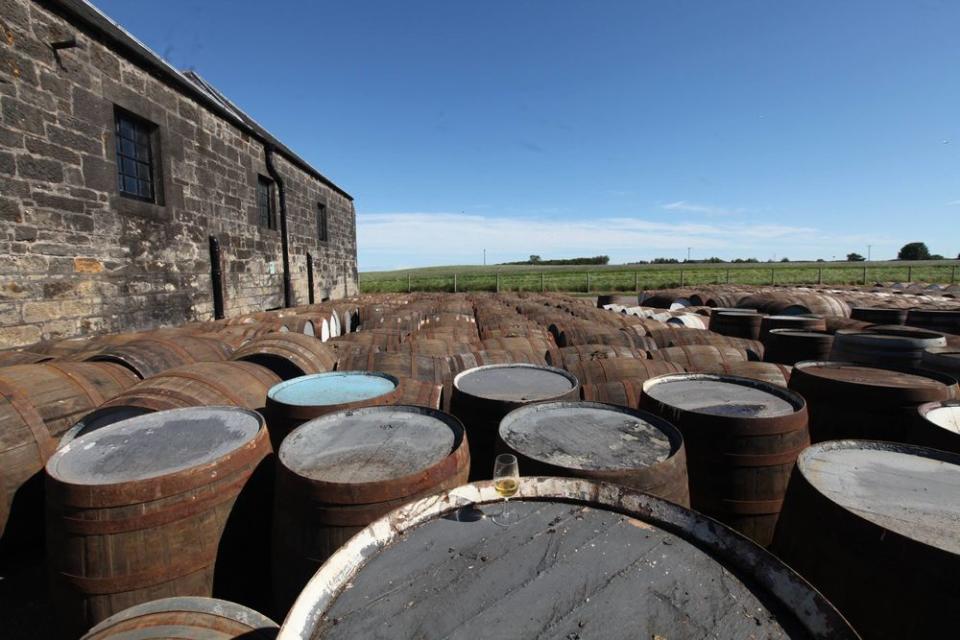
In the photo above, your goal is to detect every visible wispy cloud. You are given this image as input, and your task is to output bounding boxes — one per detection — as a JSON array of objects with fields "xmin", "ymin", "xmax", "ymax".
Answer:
[
  {"xmin": 356, "ymin": 211, "xmax": 834, "ymax": 270},
  {"xmin": 948, "ymin": 200, "xmax": 960, "ymax": 206},
  {"xmin": 661, "ymin": 201, "xmax": 746, "ymax": 216}
]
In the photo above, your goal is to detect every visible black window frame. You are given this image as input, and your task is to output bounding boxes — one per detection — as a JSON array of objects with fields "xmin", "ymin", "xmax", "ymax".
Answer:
[
  {"xmin": 114, "ymin": 107, "xmax": 160, "ymax": 204},
  {"xmin": 257, "ymin": 175, "xmax": 277, "ymax": 230},
  {"xmin": 317, "ymin": 202, "xmax": 329, "ymax": 243}
]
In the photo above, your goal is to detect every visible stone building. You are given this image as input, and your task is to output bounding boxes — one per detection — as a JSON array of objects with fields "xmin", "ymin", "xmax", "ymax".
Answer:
[{"xmin": 0, "ymin": 0, "xmax": 358, "ymax": 348}]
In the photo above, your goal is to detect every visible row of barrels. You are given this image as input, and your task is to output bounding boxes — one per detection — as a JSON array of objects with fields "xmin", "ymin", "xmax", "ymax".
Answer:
[{"xmin": 49, "ymin": 356, "xmax": 960, "ymax": 639}]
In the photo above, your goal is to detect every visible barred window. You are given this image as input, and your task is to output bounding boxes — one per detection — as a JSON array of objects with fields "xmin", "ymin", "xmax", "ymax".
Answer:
[
  {"xmin": 257, "ymin": 176, "xmax": 276, "ymax": 230},
  {"xmin": 115, "ymin": 109, "xmax": 158, "ymax": 202},
  {"xmin": 317, "ymin": 202, "xmax": 328, "ymax": 242}
]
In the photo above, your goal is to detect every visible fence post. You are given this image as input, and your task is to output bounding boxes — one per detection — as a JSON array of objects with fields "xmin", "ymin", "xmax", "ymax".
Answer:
[
  {"xmin": 453, "ymin": 273, "xmax": 457, "ymax": 293},
  {"xmin": 496, "ymin": 272, "xmax": 501, "ymax": 293},
  {"xmin": 862, "ymin": 266, "xmax": 867, "ymax": 285},
  {"xmin": 541, "ymin": 272, "xmax": 545, "ymax": 292},
  {"xmin": 817, "ymin": 267, "xmax": 822, "ymax": 285},
  {"xmin": 907, "ymin": 266, "xmax": 912, "ymax": 283},
  {"xmin": 407, "ymin": 273, "xmax": 411, "ymax": 293}
]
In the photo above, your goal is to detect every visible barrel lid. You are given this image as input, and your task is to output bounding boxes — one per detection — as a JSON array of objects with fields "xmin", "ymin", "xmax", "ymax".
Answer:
[
  {"xmin": 768, "ymin": 329, "xmax": 832, "ymax": 339},
  {"xmin": 280, "ymin": 406, "xmax": 458, "ymax": 483},
  {"xmin": 82, "ymin": 597, "xmax": 279, "ymax": 640},
  {"xmin": 797, "ymin": 440, "xmax": 960, "ymax": 554},
  {"xmin": 642, "ymin": 373, "xmax": 799, "ymax": 418},
  {"xmin": 48, "ymin": 406, "xmax": 262, "ymax": 485},
  {"xmin": 280, "ymin": 478, "xmax": 857, "ymax": 640},
  {"xmin": 454, "ymin": 363, "xmax": 576, "ymax": 403},
  {"xmin": 268, "ymin": 371, "xmax": 398, "ymax": 407},
  {"xmin": 499, "ymin": 401, "xmax": 677, "ymax": 471},
  {"xmin": 919, "ymin": 402, "xmax": 960, "ymax": 434},
  {"xmin": 792, "ymin": 361, "xmax": 953, "ymax": 394}
]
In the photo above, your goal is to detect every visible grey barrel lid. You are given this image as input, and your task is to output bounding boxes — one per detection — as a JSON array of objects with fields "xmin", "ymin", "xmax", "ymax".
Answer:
[
  {"xmin": 453, "ymin": 363, "xmax": 578, "ymax": 403},
  {"xmin": 643, "ymin": 373, "xmax": 800, "ymax": 418}
]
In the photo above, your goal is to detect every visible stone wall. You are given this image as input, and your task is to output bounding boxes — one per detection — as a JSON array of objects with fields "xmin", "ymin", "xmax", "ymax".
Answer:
[{"xmin": 0, "ymin": 0, "xmax": 358, "ymax": 348}]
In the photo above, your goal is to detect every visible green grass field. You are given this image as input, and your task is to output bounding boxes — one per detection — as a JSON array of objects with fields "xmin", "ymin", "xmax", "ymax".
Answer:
[{"xmin": 360, "ymin": 260, "xmax": 960, "ymax": 294}]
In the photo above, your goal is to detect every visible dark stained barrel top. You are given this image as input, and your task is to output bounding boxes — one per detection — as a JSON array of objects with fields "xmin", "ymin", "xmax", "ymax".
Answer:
[
  {"xmin": 280, "ymin": 406, "xmax": 457, "ymax": 483},
  {"xmin": 644, "ymin": 374, "xmax": 797, "ymax": 418},
  {"xmin": 455, "ymin": 364, "xmax": 575, "ymax": 402},
  {"xmin": 924, "ymin": 405, "xmax": 960, "ymax": 434},
  {"xmin": 768, "ymin": 329, "xmax": 832, "ymax": 339},
  {"xmin": 48, "ymin": 406, "xmax": 262, "ymax": 484},
  {"xmin": 499, "ymin": 402, "xmax": 673, "ymax": 470},
  {"xmin": 315, "ymin": 500, "xmax": 795, "ymax": 639},
  {"xmin": 798, "ymin": 442, "xmax": 960, "ymax": 554},
  {"xmin": 794, "ymin": 362, "xmax": 949, "ymax": 391},
  {"xmin": 269, "ymin": 372, "xmax": 398, "ymax": 407}
]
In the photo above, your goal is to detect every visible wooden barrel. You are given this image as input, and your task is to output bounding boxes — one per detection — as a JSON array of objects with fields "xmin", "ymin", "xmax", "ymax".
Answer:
[
  {"xmin": 265, "ymin": 372, "xmax": 403, "ymax": 447},
  {"xmin": 596, "ymin": 294, "xmax": 638, "ymax": 307},
  {"xmin": 830, "ymin": 329, "xmax": 946, "ymax": 368},
  {"xmin": 823, "ymin": 317, "xmax": 873, "ymax": 334},
  {"xmin": 277, "ymin": 477, "xmax": 857, "ymax": 640},
  {"xmin": 565, "ymin": 358, "xmax": 684, "ymax": 385},
  {"xmin": 545, "ymin": 344, "xmax": 649, "ymax": 368},
  {"xmin": 0, "ymin": 362, "xmax": 139, "ymax": 544},
  {"xmin": 450, "ymin": 364, "xmax": 579, "ymax": 480},
  {"xmin": 772, "ymin": 440, "xmax": 960, "ymax": 639},
  {"xmin": 447, "ymin": 349, "xmax": 547, "ymax": 372},
  {"xmin": 497, "ymin": 401, "xmax": 689, "ymax": 505},
  {"xmin": 61, "ymin": 362, "xmax": 282, "ymax": 447},
  {"xmin": 698, "ymin": 361, "xmax": 792, "ymax": 387},
  {"xmin": 640, "ymin": 373, "xmax": 809, "ymax": 546},
  {"xmin": 650, "ymin": 344, "xmax": 749, "ymax": 369},
  {"xmin": 394, "ymin": 338, "xmax": 477, "ymax": 357},
  {"xmin": 89, "ymin": 337, "xmax": 233, "ymax": 379},
  {"xmin": 80, "ymin": 596, "xmax": 279, "ymax": 640},
  {"xmin": 850, "ymin": 307, "xmax": 908, "ymax": 325},
  {"xmin": 0, "ymin": 350, "xmax": 54, "ymax": 367},
  {"xmin": 396, "ymin": 378, "xmax": 444, "ymax": 410},
  {"xmin": 554, "ymin": 327, "xmax": 646, "ymax": 349},
  {"xmin": 579, "ymin": 375, "xmax": 680, "ymax": 408},
  {"xmin": 479, "ymin": 336, "xmax": 556, "ymax": 359},
  {"xmin": 905, "ymin": 308, "xmax": 960, "ymax": 334},
  {"xmin": 336, "ymin": 351, "xmax": 452, "ymax": 385},
  {"xmin": 46, "ymin": 406, "xmax": 272, "ymax": 636},
  {"xmin": 329, "ymin": 329, "xmax": 403, "ymax": 351},
  {"xmin": 789, "ymin": 361, "xmax": 959, "ymax": 442},
  {"xmin": 867, "ymin": 323, "xmax": 960, "ymax": 348},
  {"xmin": 762, "ymin": 329, "xmax": 835, "ymax": 365},
  {"xmin": 272, "ymin": 405, "xmax": 470, "ymax": 615},
  {"xmin": 922, "ymin": 346, "xmax": 960, "ymax": 378},
  {"xmin": 912, "ymin": 401, "xmax": 960, "ymax": 454},
  {"xmin": 231, "ymin": 333, "xmax": 336, "ymax": 380},
  {"xmin": 648, "ymin": 328, "xmax": 764, "ymax": 359},
  {"xmin": 760, "ymin": 314, "xmax": 826, "ymax": 338},
  {"xmin": 709, "ymin": 311, "xmax": 763, "ymax": 340}
]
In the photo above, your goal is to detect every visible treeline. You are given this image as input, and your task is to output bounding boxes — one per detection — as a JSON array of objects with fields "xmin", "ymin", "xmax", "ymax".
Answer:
[{"xmin": 501, "ymin": 255, "xmax": 610, "ymax": 266}]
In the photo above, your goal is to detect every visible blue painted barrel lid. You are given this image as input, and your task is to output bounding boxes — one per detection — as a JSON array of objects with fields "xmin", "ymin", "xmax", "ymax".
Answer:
[{"xmin": 268, "ymin": 371, "xmax": 399, "ymax": 407}]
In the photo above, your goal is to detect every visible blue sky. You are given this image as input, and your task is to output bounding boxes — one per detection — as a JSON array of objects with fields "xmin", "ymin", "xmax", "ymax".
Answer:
[{"xmin": 95, "ymin": 0, "xmax": 959, "ymax": 270}]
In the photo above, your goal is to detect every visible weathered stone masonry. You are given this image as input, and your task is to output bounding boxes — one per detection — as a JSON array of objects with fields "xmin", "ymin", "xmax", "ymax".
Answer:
[{"xmin": 0, "ymin": 0, "xmax": 358, "ymax": 348}]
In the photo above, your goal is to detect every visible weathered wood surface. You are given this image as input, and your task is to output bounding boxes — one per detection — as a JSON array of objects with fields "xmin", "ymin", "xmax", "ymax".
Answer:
[
  {"xmin": 762, "ymin": 329, "xmax": 834, "ymax": 365},
  {"xmin": 697, "ymin": 361, "xmax": 791, "ymax": 387},
  {"xmin": 46, "ymin": 407, "xmax": 272, "ymax": 636},
  {"xmin": 231, "ymin": 333, "xmax": 336, "ymax": 380},
  {"xmin": 650, "ymin": 344, "xmax": 749, "ymax": 370},
  {"xmin": 451, "ymin": 365, "xmax": 579, "ymax": 479},
  {"xmin": 773, "ymin": 440, "xmax": 960, "ymax": 639},
  {"xmin": 498, "ymin": 401, "xmax": 689, "ymax": 505},
  {"xmin": 278, "ymin": 479, "xmax": 857, "ymax": 640},
  {"xmin": 88, "ymin": 336, "xmax": 233, "ymax": 379},
  {"xmin": 80, "ymin": 596, "xmax": 279, "ymax": 640},
  {"xmin": 563, "ymin": 358, "xmax": 683, "ymax": 385},
  {"xmin": 641, "ymin": 373, "xmax": 809, "ymax": 546},
  {"xmin": 273, "ymin": 406, "xmax": 469, "ymax": 616}
]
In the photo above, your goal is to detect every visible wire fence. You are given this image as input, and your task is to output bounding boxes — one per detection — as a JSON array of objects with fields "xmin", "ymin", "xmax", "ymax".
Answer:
[{"xmin": 360, "ymin": 263, "xmax": 960, "ymax": 294}]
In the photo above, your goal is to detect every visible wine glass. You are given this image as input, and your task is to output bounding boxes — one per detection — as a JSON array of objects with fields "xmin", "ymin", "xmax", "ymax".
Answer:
[{"xmin": 492, "ymin": 453, "xmax": 519, "ymax": 526}]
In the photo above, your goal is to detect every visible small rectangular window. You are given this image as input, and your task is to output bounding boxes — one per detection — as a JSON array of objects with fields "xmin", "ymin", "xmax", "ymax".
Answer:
[
  {"xmin": 317, "ymin": 202, "xmax": 328, "ymax": 243},
  {"xmin": 114, "ymin": 109, "xmax": 158, "ymax": 203},
  {"xmin": 257, "ymin": 176, "xmax": 276, "ymax": 230}
]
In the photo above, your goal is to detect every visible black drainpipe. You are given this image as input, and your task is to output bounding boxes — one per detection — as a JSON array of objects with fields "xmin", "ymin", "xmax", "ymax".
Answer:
[
  {"xmin": 306, "ymin": 252, "xmax": 315, "ymax": 304},
  {"xmin": 264, "ymin": 144, "xmax": 293, "ymax": 308},
  {"xmin": 208, "ymin": 235, "xmax": 225, "ymax": 319}
]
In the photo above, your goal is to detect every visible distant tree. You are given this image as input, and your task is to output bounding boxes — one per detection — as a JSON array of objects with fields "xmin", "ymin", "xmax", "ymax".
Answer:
[
  {"xmin": 529, "ymin": 255, "xmax": 541, "ymax": 264},
  {"xmin": 898, "ymin": 242, "xmax": 931, "ymax": 260},
  {"xmin": 780, "ymin": 257, "xmax": 790, "ymax": 262},
  {"xmin": 652, "ymin": 257, "xmax": 680, "ymax": 264},
  {"xmin": 703, "ymin": 256, "xmax": 724, "ymax": 263},
  {"xmin": 931, "ymin": 254, "xmax": 945, "ymax": 260},
  {"xmin": 816, "ymin": 258, "xmax": 825, "ymax": 262},
  {"xmin": 847, "ymin": 252, "xmax": 865, "ymax": 262}
]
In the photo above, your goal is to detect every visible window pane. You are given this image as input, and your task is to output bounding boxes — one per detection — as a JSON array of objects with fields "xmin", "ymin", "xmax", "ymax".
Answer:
[
  {"xmin": 120, "ymin": 119, "xmax": 134, "ymax": 140},
  {"xmin": 121, "ymin": 138, "xmax": 136, "ymax": 158},
  {"xmin": 123, "ymin": 175, "xmax": 139, "ymax": 194},
  {"xmin": 136, "ymin": 161, "xmax": 151, "ymax": 180},
  {"xmin": 136, "ymin": 143, "xmax": 150, "ymax": 162},
  {"xmin": 138, "ymin": 179, "xmax": 153, "ymax": 199}
]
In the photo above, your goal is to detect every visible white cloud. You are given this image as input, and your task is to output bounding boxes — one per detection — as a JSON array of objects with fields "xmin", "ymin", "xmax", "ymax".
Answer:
[
  {"xmin": 356, "ymin": 211, "xmax": 835, "ymax": 270},
  {"xmin": 661, "ymin": 201, "xmax": 746, "ymax": 216}
]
